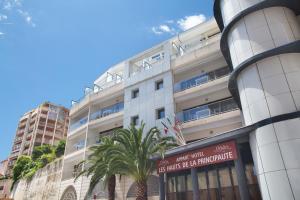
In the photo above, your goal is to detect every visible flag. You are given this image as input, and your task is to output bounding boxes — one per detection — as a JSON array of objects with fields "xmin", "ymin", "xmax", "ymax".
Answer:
[
  {"xmin": 164, "ymin": 127, "xmax": 168, "ymax": 135},
  {"xmin": 161, "ymin": 121, "xmax": 169, "ymax": 135},
  {"xmin": 173, "ymin": 116, "xmax": 182, "ymax": 133}
]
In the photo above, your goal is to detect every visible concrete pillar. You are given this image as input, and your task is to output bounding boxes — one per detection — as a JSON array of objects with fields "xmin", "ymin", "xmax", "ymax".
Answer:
[
  {"xmin": 234, "ymin": 143, "xmax": 250, "ymax": 200},
  {"xmin": 159, "ymin": 173, "xmax": 166, "ymax": 200},
  {"xmin": 214, "ymin": 1, "xmax": 300, "ymax": 199},
  {"xmin": 191, "ymin": 168, "xmax": 200, "ymax": 200}
]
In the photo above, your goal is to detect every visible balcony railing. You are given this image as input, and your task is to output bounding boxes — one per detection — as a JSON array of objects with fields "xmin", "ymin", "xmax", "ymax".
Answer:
[
  {"xmin": 176, "ymin": 98, "xmax": 238, "ymax": 123},
  {"xmin": 15, "ymin": 137, "xmax": 23, "ymax": 143},
  {"xmin": 69, "ymin": 116, "xmax": 88, "ymax": 132},
  {"xmin": 71, "ymin": 74, "xmax": 123, "ymax": 108},
  {"xmin": 130, "ymin": 52, "xmax": 165, "ymax": 77},
  {"xmin": 171, "ymin": 33, "xmax": 220, "ymax": 59},
  {"xmin": 174, "ymin": 66, "xmax": 230, "ymax": 93},
  {"xmin": 90, "ymin": 102, "xmax": 124, "ymax": 121}
]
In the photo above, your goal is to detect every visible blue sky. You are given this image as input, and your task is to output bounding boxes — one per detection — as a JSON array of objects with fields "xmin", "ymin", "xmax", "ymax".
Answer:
[{"xmin": 0, "ymin": 0, "xmax": 213, "ymax": 161}]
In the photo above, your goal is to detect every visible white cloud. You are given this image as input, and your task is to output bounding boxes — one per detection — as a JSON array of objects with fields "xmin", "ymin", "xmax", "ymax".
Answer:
[
  {"xmin": 151, "ymin": 13, "xmax": 207, "ymax": 36},
  {"xmin": 151, "ymin": 27, "xmax": 163, "ymax": 35},
  {"xmin": 3, "ymin": 2, "xmax": 12, "ymax": 10},
  {"xmin": 177, "ymin": 14, "xmax": 206, "ymax": 31},
  {"xmin": 159, "ymin": 25, "xmax": 171, "ymax": 33},
  {"xmin": 0, "ymin": 32, "xmax": 4, "ymax": 35},
  {"xmin": 166, "ymin": 20, "xmax": 174, "ymax": 24},
  {"xmin": 2, "ymin": 0, "xmax": 22, "ymax": 10},
  {"xmin": 17, "ymin": 9, "xmax": 36, "ymax": 27},
  {"xmin": 0, "ymin": 14, "xmax": 8, "ymax": 21},
  {"xmin": 151, "ymin": 24, "xmax": 175, "ymax": 35}
]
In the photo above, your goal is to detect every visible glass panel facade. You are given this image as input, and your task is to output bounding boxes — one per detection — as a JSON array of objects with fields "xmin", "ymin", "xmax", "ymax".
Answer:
[{"xmin": 174, "ymin": 66, "xmax": 230, "ymax": 93}]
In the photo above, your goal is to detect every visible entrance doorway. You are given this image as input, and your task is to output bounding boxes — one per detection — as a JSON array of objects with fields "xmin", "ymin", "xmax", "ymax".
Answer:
[{"xmin": 166, "ymin": 143, "xmax": 261, "ymax": 200}]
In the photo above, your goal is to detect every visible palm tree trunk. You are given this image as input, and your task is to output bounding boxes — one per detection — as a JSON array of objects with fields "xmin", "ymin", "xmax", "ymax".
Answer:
[
  {"xmin": 108, "ymin": 175, "xmax": 116, "ymax": 200},
  {"xmin": 136, "ymin": 180, "xmax": 147, "ymax": 200}
]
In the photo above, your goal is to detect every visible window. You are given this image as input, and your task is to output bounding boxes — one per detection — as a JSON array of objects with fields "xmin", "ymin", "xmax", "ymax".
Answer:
[
  {"xmin": 131, "ymin": 116, "xmax": 139, "ymax": 126},
  {"xmin": 156, "ymin": 108, "xmax": 165, "ymax": 119},
  {"xmin": 132, "ymin": 89, "xmax": 139, "ymax": 99},
  {"xmin": 155, "ymin": 80, "xmax": 163, "ymax": 90}
]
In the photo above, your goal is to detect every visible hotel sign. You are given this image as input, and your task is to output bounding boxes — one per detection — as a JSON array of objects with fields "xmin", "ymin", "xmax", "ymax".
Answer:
[{"xmin": 157, "ymin": 140, "xmax": 238, "ymax": 174}]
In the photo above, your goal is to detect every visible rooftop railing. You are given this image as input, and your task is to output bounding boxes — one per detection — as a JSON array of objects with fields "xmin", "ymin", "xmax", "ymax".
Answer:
[
  {"xmin": 176, "ymin": 98, "xmax": 238, "ymax": 123},
  {"xmin": 71, "ymin": 74, "xmax": 123, "ymax": 108},
  {"xmin": 130, "ymin": 52, "xmax": 165, "ymax": 77},
  {"xmin": 174, "ymin": 66, "xmax": 230, "ymax": 93},
  {"xmin": 171, "ymin": 33, "xmax": 220, "ymax": 59}
]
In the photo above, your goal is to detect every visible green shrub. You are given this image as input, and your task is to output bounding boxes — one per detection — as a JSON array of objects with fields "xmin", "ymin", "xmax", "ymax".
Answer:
[
  {"xmin": 12, "ymin": 156, "xmax": 32, "ymax": 183},
  {"xmin": 37, "ymin": 153, "xmax": 55, "ymax": 168},
  {"xmin": 55, "ymin": 140, "xmax": 66, "ymax": 157},
  {"xmin": 31, "ymin": 144, "xmax": 53, "ymax": 161},
  {"xmin": 11, "ymin": 140, "xmax": 65, "ymax": 191}
]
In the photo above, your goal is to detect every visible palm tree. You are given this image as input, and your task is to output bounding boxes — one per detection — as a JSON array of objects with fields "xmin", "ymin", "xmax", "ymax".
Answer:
[
  {"xmin": 75, "ymin": 136, "xmax": 121, "ymax": 200},
  {"xmin": 110, "ymin": 123, "xmax": 177, "ymax": 200}
]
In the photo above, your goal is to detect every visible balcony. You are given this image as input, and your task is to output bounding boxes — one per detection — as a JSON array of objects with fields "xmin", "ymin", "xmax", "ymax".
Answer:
[
  {"xmin": 15, "ymin": 137, "xmax": 23, "ymax": 143},
  {"xmin": 10, "ymin": 150, "xmax": 20, "ymax": 158},
  {"xmin": 173, "ymin": 33, "xmax": 220, "ymax": 57},
  {"xmin": 177, "ymin": 98, "xmax": 239, "ymax": 123},
  {"xmin": 16, "ymin": 130, "xmax": 25, "ymax": 136},
  {"xmin": 171, "ymin": 34, "xmax": 221, "ymax": 70},
  {"xmin": 129, "ymin": 51, "xmax": 165, "ymax": 77},
  {"xmin": 174, "ymin": 67, "xmax": 230, "ymax": 93},
  {"xmin": 24, "ymin": 141, "xmax": 31, "ymax": 147},
  {"xmin": 65, "ymin": 139, "xmax": 86, "ymax": 156},
  {"xmin": 177, "ymin": 98, "xmax": 241, "ymax": 141},
  {"xmin": 69, "ymin": 116, "xmax": 88, "ymax": 133},
  {"xmin": 90, "ymin": 102, "xmax": 124, "ymax": 121},
  {"xmin": 70, "ymin": 74, "xmax": 123, "ymax": 115}
]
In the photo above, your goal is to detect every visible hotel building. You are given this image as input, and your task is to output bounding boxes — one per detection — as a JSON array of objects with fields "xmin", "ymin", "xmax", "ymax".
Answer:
[
  {"xmin": 59, "ymin": 0, "xmax": 300, "ymax": 199},
  {"xmin": 7, "ymin": 102, "xmax": 69, "ymax": 175}
]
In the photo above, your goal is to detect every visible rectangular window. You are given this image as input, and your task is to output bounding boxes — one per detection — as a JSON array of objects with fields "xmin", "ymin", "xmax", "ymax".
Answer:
[
  {"xmin": 156, "ymin": 108, "xmax": 165, "ymax": 119},
  {"xmin": 155, "ymin": 80, "xmax": 163, "ymax": 90},
  {"xmin": 132, "ymin": 89, "xmax": 139, "ymax": 99},
  {"xmin": 131, "ymin": 116, "xmax": 139, "ymax": 126}
]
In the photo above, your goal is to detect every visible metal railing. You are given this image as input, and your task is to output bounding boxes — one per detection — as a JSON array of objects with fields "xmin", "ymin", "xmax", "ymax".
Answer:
[
  {"xmin": 71, "ymin": 74, "xmax": 123, "ymax": 108},
  {"xmin": 171, "ymin": 33, "xmax": 220, "ymax": 59},
  {"xmin": 69, "ymin": 116, "xmax": 88, "ymax": 132},
  {"xmin": 176, "ymin": 98, "xmax": 238, "ymax": 123},
  {"xmin": 130, "ymin": 52, "xmax": 165, "ymax": 76},
  {"xmin": 174, "ymin": 66, "xmax": 230, "ymax": 93},
  {"xmin": 90, "ymin": 102, "xmax": 124, "ymax": 121}
]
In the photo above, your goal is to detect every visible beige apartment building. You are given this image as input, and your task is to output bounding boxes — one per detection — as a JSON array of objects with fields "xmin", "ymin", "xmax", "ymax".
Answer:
[{"xmin": 7, "ymin": 102, "xmax": 69, "ymax": 175}]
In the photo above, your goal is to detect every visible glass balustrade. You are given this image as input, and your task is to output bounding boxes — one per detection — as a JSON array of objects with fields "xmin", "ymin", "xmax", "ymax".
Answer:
[
  {"xmin": 176, "ymin": 98, "xmax": 238, "ymax": 123},
  {"xmin": 174, "ymin": 67, "xmax": 230, "ymax": 93},
  {"xmin": 69, "ymin": 116, "xmax": 88, "ymax": 132},
  {"xmin": 90, "ymin": 102, "xmax": 124, "ymax": 121},
  {"xmin": 71, "ymin": 75, "xmax": 123, "ymax": 108},
  {"xmin": 172, "ymin": 33, "xmax": 220, "ymax": 58}
]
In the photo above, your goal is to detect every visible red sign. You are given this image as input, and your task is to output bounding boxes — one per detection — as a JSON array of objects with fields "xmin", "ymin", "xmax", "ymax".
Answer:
[{"xmin": 157, "ymin": 140, "xmax": 238, "ymax": 174}]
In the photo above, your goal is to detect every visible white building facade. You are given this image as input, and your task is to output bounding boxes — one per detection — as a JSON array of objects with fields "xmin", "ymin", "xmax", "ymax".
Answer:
[{"xmin": 59, "ymin": 0, "xmax": 300, "ymax": 199}]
